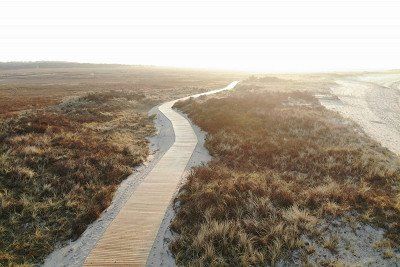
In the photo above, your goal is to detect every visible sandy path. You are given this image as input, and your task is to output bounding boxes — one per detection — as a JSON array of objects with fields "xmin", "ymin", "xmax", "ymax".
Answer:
[
  {"xmin": 83, "ymin": 81, "xmax": 238, "ymax": 266},
  {"xmin": 320, "ymin": 74, "xmax": 400, "ymax": 155}
]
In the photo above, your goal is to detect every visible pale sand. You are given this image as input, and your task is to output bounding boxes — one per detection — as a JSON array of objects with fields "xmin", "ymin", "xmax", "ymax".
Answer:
[{"xmin": 320, "ymin": 74, "xmax": 400, "ymax": 155}]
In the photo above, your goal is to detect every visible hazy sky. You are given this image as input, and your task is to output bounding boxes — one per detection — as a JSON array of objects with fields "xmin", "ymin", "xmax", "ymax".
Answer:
[{"xmin": 1, "ymin": 0, "xmax": 400, "ymax": 72}]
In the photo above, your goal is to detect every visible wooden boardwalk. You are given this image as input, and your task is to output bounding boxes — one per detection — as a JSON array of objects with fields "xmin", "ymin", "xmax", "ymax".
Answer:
[{"xmin": 84, "ymin": 82, "xmax": 238, "ymax": 266}]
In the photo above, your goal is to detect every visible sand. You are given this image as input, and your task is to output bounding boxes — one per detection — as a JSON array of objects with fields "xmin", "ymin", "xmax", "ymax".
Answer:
[{"xmin": 319, "ymin": 73, "xmax": 400, "ymax": 155}]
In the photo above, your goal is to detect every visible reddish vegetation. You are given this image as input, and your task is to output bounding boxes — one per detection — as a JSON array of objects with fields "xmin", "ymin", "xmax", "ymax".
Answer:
[
  {"xmin": 172, "ymin": 89, "xmax": 400, "ymax": 265},
  {"xmin": 0, "ymin": 91, "xmax": 155, "ymax": 265},
  {"xmin": 0, "ymin": 95, "xmax": 61, "ymax": 119},
  {"xmin": 0, "ymin": 63, "xmax": 241, "ymax": 120},
  {"xmin": 0, "ymin": 63, "xmax": 242, "ymax": 265}
]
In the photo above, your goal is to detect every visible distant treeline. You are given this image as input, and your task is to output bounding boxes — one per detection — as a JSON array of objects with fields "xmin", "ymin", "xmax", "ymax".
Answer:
[{"xmin": 0, "ymin": 61, "xmax": 133, "ymax": 70}]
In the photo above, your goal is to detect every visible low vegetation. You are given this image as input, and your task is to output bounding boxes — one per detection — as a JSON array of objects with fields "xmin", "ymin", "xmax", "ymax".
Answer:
[
  {"xmin": 0, "ymin": 62, "xmax": 241, "ymax": 119},
  {"xmin": 171, "ymin": 80, "xmax": 400, "ymax": 265},
  {"xmin": 0, "ymin": 91, "xmax": 155, "ymax": 264},
  {"xmin": 0, "ymin": 62, "xmax": 242, "ymax": 265}
]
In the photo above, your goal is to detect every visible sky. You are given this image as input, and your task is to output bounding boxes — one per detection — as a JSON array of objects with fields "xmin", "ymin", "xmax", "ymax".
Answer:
[{"xmin": 1, "ymin": 0, "xmax": 400, "ymax": 72}]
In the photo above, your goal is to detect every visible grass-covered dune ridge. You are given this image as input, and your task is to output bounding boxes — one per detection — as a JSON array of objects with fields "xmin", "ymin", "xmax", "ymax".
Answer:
[
  {"xmin": 0, "ymin": 64, "xmax": 243, "ymax": 265},
  {"xmin": 0, "ymin": 91, "xmax": 155, "ymax": 265},
  {"xmin": 172, "ymin": 88, "xmax": 400, "ymax": 265}
]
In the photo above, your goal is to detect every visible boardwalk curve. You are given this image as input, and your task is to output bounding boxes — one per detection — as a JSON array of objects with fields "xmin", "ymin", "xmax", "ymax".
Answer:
[{"xmin": 84, "ymin": 81, "xmax": 238, "ymax": 266}]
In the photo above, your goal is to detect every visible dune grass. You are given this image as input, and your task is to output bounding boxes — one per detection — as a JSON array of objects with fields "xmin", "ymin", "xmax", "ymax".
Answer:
[
  {"xmin": 0, "ymin": 91, "xmax": 155, "ymax": 265},
  {"xmin": 171, "ymin": 87, "xmax": 400, "ymax": 265},
  {"xmin": 0, "ymin": 63, "xmax": 243, "ymax": 265}
]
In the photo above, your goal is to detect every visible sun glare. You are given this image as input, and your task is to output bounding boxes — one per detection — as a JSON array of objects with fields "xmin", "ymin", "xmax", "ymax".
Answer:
[{"xmin": 1, "ymin": 0, "xmax": 400, "ymax": 71}]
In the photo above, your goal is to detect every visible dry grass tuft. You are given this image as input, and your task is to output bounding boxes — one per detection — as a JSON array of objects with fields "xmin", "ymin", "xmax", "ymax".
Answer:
[
  {"xmin": 171, "ymin": 82, "xmax": 400, "ymax": 265},
  {"xmin": 0, "ymin": 91, "xmax": 155, "ymax": 265}
]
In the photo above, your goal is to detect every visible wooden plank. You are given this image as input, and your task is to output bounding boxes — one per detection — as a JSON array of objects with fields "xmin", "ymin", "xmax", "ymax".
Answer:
[{"xmin": 84, "ymin": 82, "xmax": 238, "ymax": 267}]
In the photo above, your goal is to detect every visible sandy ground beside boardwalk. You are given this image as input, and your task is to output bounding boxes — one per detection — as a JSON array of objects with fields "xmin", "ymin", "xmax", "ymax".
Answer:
[
  {"xmin": 43, "ymin": 82, "xmax": 237, "ymax": 266},
  {"xmin": 43, "ymin": 106, "xmax": 212, "ymax": 267},
  {"xmin": 43, "ymin": 106, "xmax": 175, "ymax": 267},
  {"xmin": 320, "ymin": 73, "xmax": 400, "ymax": 155},
  {"xmin": 43, "ymin": 105, "xmax": 211, "ymax": 267}
]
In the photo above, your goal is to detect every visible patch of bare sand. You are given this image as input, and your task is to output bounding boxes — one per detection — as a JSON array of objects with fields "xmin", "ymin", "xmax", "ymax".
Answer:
[{"xmin": 319, "ymin": 74, "xmax": 400, "ymax": 155}]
